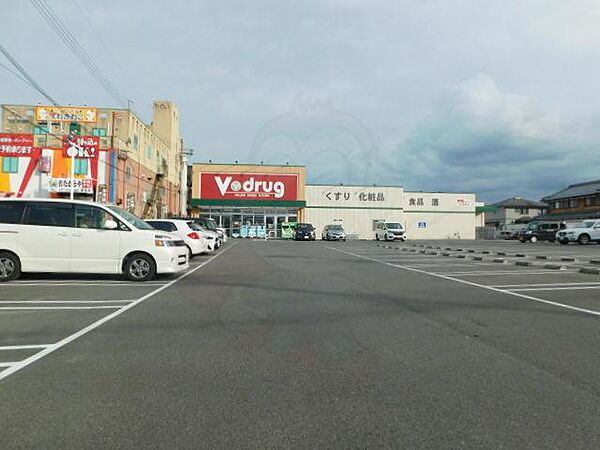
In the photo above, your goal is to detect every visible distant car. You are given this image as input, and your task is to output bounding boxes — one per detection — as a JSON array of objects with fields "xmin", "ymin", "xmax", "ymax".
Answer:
[
  {"xmin": 322, "ymin": 224, "xmax": 346, "ymax": 241},
  {"xmin": 556, "ymin": 219, "xmax": 600, "ymax": 245},
  {"xmin": 375, "ymin": 222, "xmax": 407, "ymax": 241},
  {"xmin": 517, "ymin": 221, "xmax": 566, "ymax": 243},
  {"xmin": 146, "ymin": 219, "xmax": 209, "ymax": 258},
  {"xmin": 294, "ymin": 223, "xmax": 316, "ymax": 241}
]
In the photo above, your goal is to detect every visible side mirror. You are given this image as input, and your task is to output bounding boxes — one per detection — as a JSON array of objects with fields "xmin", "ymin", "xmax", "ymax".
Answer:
[{"xmin": 104, "ymin": 220, "xmax": 118, "ymax": 230}]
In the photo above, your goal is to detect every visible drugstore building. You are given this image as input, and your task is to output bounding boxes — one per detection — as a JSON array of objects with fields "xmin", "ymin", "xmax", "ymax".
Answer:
[{"xmin": 190, "ymin": 163, "xmax": 477, "ymax": 239}]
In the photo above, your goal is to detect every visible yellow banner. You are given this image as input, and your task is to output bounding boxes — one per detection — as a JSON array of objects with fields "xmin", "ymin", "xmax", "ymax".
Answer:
[{"xmin": 35, "ymin": 106, "xmax": 97, "ymax": 123}]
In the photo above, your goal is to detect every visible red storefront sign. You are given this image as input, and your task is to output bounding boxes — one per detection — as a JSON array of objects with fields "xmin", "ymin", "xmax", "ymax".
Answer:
[
  {"xmin": 200, "ymin": 173, "xmax": 298, "ymax": 200},
  {"xmin": 0, "ymin": 133, "xmax": 34, "ymax": 157},
  {"xmin": 62, "ymin": 136, "xmax": 100, "ymax": 158}
]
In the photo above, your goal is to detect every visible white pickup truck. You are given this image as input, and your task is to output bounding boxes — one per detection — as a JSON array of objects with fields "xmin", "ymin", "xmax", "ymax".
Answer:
[{"xmin": 556, "ymin": 219, "xmax": 600, "ymax": 245}]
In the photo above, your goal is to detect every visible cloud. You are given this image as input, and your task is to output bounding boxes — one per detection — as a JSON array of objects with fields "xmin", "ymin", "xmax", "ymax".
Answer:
[{"xmin": 392, "ymin": 74, "xmax": 600, "ymax": 202}]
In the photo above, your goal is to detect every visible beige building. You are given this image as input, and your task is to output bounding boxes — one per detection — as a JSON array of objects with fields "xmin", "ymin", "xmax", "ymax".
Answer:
[
  {"xmin": 403, "ymin": 191, "xmax": 477, "ymax": 239},
  {"xmin": 0, "ymin": 101, "xmax": 185, "ymax": 218},
  {"xmin": 304, "ymin": 185, "xmax": 404, "ymax": 239}
]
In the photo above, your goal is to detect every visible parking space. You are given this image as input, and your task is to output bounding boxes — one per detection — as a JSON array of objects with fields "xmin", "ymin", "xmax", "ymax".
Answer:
[
  {"xmin": 0, "ymin": 251, "xmax": 225, "ymax": 381},
  {"xmin": 329, "ymin": 240, "xmax": 600, "ymax": 317}
]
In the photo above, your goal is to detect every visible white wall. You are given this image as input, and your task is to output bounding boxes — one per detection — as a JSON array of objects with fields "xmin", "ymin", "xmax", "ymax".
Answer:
[
  {"xmin": 404, "ymin": 192, "xmax": 476, "ymax": 239},
  {"xmin": 305, "ymin": 185, "xmax": 404, "ymax": 239},
  {"xmin": 304, "ymin": 186, "xmax": 477, "ymax": 240}
]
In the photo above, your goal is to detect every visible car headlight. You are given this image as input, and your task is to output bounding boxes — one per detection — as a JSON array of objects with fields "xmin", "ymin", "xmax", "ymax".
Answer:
[{"xmin": 155, "ymin": 234, "xmax": 174, "ymax": 247}]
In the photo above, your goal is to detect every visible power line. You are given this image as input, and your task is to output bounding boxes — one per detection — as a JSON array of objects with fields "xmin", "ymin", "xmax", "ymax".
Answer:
[
  {"xmin": 28, "ymin": 0, "xmax": 127, "ymax": 107},
  {"xmin": 0, "ymin": 44, "xmax": 59, "ymax": 105}
]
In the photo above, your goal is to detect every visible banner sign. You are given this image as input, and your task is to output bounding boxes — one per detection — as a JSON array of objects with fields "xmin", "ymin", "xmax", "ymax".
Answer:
[
  {"xmin": 35, "ymin": 106, "xmax": 97, "ymax": 123},
  {"xmin": 62, "ymin": 136, "xmax": 100, "ymax": 158},
  {"xmin": 0, "ymin": 133, "xmax": 35, "ymax": 156},
  {"xmin": 48, "ymin": 178, "xmax": 93, "ymax": 194},
  {"xmin": 200, "ymin": 173, "xmax": 298, "ymax": 201}
]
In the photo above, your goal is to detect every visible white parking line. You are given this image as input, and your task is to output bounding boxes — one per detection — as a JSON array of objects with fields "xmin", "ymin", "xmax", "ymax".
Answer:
[
  {"xmin": 0, "ymin": 306, "xmax": 122, "ymax": 310},
  {"xmin": 492, "ymin": 282, "xmax": 600, "ymax": 288},
  {"xmin": 0, "ymin": 344, "xmax": 49, "ymax": 351},
  {"xmin": 0, "ymin": 300, "xmax": 133, "ymax": 304},
  {"xmin": 1, "ymin": 282, "xmax": 166, "ymax": 287},
  {"xmin": 0, "ymin": 362, "xmax": 17, "ymax": 368},
  {"xmin": 330, "ymin": 247, "xmax": 600, "ymax": 317},
  {"xmin": 507, "ymin": 286, "xmax": 600, "ymax": 292},
  {"xmin": 0, "ymin": 244, "xmax": 234, "ymax": 382}
]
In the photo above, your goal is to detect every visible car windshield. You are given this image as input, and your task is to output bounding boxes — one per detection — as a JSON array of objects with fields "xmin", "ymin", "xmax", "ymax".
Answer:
[
  {"xmin": 329, "ymin": 225, "xmax": 344, "ymax": 231},
  {"xmin": 527, "ymin": 223, "xmax": 539, "ymax": 230},
  {"xmin": 387, "ymin": 223, "xmax": 403, "ymax": 229},
  {"xmin": 107, "ymin": 205, "xmax": 155, "ymax": 230},
  {"xmin": 297, "ymin": 223, "xmax": 313, "ymax": 230},
  {"xmin": 578, "ymin": 220, "xmax": 596, "ymax": 228}
]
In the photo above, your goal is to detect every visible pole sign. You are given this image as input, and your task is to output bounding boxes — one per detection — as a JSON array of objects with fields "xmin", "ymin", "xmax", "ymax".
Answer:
[
  {"xmin": 200, "ymin": 173, "xmax": 298, "ymax": 201},
  {"xmin": 0, "ymin": 133, "xmax": 35, "ymax": 156},
  {"xmin": 62, "ymin": 136, "xmax": 100, "ymax": 158},
  {"xmin": 35, "ymin": 106, "xmax": 97, "ymax": 123}
]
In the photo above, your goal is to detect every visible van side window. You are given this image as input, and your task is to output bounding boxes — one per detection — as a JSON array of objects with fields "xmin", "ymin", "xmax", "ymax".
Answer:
[
  {"xmin": 0, "ymin": 201, "xmax": 26, "ymax": 224},
  {"xmin": 75, "ymin": 205, "xmax": 119, "ymax": 230},
  {"xmin": 24, "ymin": 202, "xmax": 74, "ymax": 227}
]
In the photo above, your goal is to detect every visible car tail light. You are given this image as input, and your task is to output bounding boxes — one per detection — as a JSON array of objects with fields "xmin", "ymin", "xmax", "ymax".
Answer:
[{"xmin": 187, "ymin": 232, "xmax": 200, "ymax": 239}]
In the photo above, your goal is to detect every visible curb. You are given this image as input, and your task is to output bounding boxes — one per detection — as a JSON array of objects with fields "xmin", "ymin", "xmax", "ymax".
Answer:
[{"xmin": 543, "ymin": 264, "xmax": 566, "ymax": 270}]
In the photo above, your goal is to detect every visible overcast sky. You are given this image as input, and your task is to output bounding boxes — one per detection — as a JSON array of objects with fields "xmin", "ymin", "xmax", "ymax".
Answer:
[{"xmin": 2, "ymin": 0, "xmax": 600, "ymax": 202}]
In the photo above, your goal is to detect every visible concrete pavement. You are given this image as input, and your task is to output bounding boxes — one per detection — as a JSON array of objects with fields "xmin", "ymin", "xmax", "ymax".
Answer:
[{"xmin": 0, "ymin": 240, "xmax": 599, "ymax": 449}]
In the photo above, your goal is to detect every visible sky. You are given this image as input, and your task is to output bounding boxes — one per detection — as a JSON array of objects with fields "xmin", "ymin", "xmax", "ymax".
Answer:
[{"xmin": 2, "ymin": 0, "xmax": 600, "ymax": 203}]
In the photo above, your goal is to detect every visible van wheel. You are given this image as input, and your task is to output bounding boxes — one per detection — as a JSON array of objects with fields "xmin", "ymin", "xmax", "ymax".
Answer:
[
  {"xmin": 559, "ymin": 239, "xmax": 569, "ymax": 245},
  {"xmin": 186, "ymin": 245, "xmax": 194, "ymax": 260},
  {"xmin": 530, "ymin": 236, "xmax": 538, "ymax": 243},
  {"xmin": 578, "ymin": 234, "xmax": 591, "ymax": 245},
  {"xmin": 124, "ymin": 253, "xmax": 156, "ymax": 281},
  {"xmin": 375, "ymin": 235, "xmax": 380, "ymax": 241},
  {"xmin": 0, "ymin": 252, "xmax": 21, "ymax": 282}
]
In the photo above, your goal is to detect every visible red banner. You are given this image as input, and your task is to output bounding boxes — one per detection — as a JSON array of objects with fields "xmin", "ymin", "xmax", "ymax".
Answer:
[
  {"xmin": 200, "ymin": 173, "xmax": 298, "ymax": 201},
  {"xmin": 0, "ymin": 133, "xmax": 34, "ymax": 157},
  {"xmin": 62, "ymin": 136, "xmax": 100, "ymax": 158}
]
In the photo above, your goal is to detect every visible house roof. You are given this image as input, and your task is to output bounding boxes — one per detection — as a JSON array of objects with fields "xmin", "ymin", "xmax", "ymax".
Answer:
[
  {"xmin": 490, "ymin": 197, "xmax": 548, "ymax": 209},
  {"xmin": 535, "ymin": 210, "xmax": 600, "ymax": 221},
  {"xmin": 542, "ymin": 179, "xmax": 600, "ymax": 202}
]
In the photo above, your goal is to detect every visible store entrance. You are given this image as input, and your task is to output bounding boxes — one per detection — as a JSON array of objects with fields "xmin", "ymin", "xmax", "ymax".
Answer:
[{"xmin": 199, "ymin": 208, "xmax": 299, "ymax": 239}]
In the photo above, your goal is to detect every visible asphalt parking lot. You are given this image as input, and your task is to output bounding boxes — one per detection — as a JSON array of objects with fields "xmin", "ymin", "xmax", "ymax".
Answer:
[{"xmin": 1, "ymin": 239, "xmax": 599, "ymax": 449}]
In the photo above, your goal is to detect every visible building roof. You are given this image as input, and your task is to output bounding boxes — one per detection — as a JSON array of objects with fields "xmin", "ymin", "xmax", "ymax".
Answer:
[
  {"xmin": 535, "ymin": 210, "xmax": 600, "ymax": 221},
  {"xmin": 542, "ymin": 179, "xmax": 600, "ymax": 202},
  {"xmin": 490, "ymin": 197, "xmax": 548, "ymax": 209}
]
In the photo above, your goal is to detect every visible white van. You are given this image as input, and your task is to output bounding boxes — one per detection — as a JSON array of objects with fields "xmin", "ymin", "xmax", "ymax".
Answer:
[
  {"xmin": 0, "ymin": 199, "xmax": 189, "ymax": 282},
  {"xmin": 375, "ymin": 221, "xmax": 408, "ymax": 242}
]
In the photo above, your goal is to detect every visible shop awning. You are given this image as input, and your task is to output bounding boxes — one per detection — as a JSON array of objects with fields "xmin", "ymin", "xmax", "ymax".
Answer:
[{"xmin": 191, "ymin": 198, "xmax": 307, "ymax": 208}]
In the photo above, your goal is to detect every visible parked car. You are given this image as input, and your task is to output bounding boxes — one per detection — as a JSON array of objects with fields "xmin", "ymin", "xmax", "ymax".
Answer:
[
  {"xmin": 322, "ymin": 224, "xmax": 346, "ymax": 241},
  {"xmin": 146, "ymin": 219, "xmax": 209, "ymax": 258},
  {"xmin": 497, "ymin": 225, "xmax": 526, "ymax": 240},
  {"xmin": 517, "ymin": 221, "xmax": 566, "ymax": 243},
  {"xmin": 375, "ymin": 222, "xmax": 407, "ymax": 241},
  {"xmin": 294, "ymin": 223, "xmax": 316, "ymax": 241},
  {"xmin": 0, "ymin": 199, "xmax": 188, "ymax": 282},
  {"xmin": 174, "ymin": 217, "xmax": 224, "ymax": 247},
  {"xmin": 556, "ymin": 219, "xmax": 600, "ymax": 245}
]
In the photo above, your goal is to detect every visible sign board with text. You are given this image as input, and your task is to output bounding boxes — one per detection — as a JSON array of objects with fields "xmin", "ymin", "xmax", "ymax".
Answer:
[
  {"xmin": 62, "ymin": 136, "xmax": 100, "ymax": 158},
  {"xmin": 0, "ymin": 133, "xmax": 35, "ymax": 157},
  {"xmin": 35, "ymin": 106, "xmax": 97, "ymax": 123},
  {"xmin": 48, "ymin": 178, "xmax": 93, "ymax": 194},
  {"xmin": 200, "ymin": 173, "xmax": 298, "ymax": 201}
]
